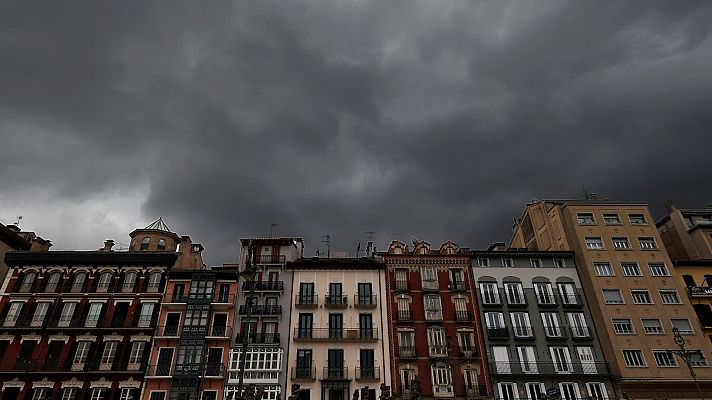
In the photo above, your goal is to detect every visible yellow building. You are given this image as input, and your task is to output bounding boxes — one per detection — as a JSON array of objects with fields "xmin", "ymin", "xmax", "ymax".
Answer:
[{"xmin": 511, "ymin": 199, "xmax": 712, "ymax": 399}]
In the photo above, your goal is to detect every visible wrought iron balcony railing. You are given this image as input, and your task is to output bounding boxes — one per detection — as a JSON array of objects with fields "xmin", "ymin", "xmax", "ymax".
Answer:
[
  {"xmin": 295, "ymin": 294, "xmax": 318, "ymax": 308},
  {"xmin": 450, "ymin": 280, "xmax": 467, "ymax": 292},
  {"xmin": 395, "ymin": 279, "xmax": 409, "ymax": 291},
  {"xmin": 293, "ymin": 327, "xmax": 378, "ymax": 341},
  {"xmin": 397, "ymin": 310, "xmax": 413, "ymax": 321},
  {"xmin": 455, "ymin": 310, "xmax": 471, "ymax": 322},
  {"xmin": 355, "ymin": 367, "xmax": 380, "ymax": 381},
  {"xmin": 291, "ymin": 366, "xmax": 316, "ymax": 381},
  {"xmin": 258, "ymin": 255, "xmax": 286, "ymax": 264},
  {"xmin": 242, "ymin": 281, "xmax": 285, "ymax": 291},
  {"xmin": 325, "ymin": 294, "xmax": 348, "ymax": 307},
  {"xmin": 487, "ymin": 327, "xmax": 509, "ymax": 339},
  {"xmin": 398, "ymin": 346, "xmax": 416, "ymax": 358},
  {"xmin": 322, "ymin": 367, "xmax": 349, "ymax": 380},
  {"xmin": 559, "ymin": 293, "xmax": 583, "ymax": 307},
  {"xmin": 354, "ymin": 294, "xmax": 377, "ymax": 308},
  {"xmin": 489, "ymin": 361, "xmax": 610, "ymax": 376},
  {"xmin": 238, "ymin": 305, "xmax": 282, "ymax": 316},
  {"xmin": 234, "ymin": 333, "xmax": 281, "ymax": 344}
]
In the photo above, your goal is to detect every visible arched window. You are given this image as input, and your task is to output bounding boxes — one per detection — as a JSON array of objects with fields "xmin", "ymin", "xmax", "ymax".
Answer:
[
  {"xmin": 140, "ymin": 237, "xmax": 150, "ymax": 251},
  {"xmin": 72, "ymin": 272, "xmax": 87, "ymax": 292},
  {"xmin": 45, "ymin": 272, "xmax": 61, "ymax": 292},
  {"xmin": 20, "ymin": 272, "xmax": 36, "ymax": 292},
  {"xmin": 123, "ymin": 272, "xmax": 137, "ymax": 291},
  {"xmin": 157, "ymin": 239, "xmax": 166, "ymax": 251},
  {"xmin": 148, "ymin": 272, "xmax": 162, "ymax": 290},
  {"xmin": 98, "ymin": 272, "xmax": 112, "ymax": 290}
]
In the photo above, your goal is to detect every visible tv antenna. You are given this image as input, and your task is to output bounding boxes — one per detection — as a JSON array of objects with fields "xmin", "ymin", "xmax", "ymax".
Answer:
[
  {"xmin": 365, "ymin": 231, "xmax": 376, "ymax": 257},
  {"xmin": 321, "ymin": 235, "xmax": 331, "ymax": 258},
  {"xmin": 269, "ymin": 223, "xmax": 279, "ymax": 238},
  {"xmin": 15, "ymin": 216, "xmax": 22, "ymax": 226}
]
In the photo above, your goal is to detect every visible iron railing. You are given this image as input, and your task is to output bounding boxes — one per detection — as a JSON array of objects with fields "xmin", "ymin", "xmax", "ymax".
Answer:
[
  {"xmin": 238, "ymin": 305, "xmax": 282, "ymax": 316},
  {"xmin": 325, "ymin": 294, "xmax": 348, "ymax": 307},
  {"xmin": 291, "ymin": 366, "xmax": 316, "ymax": 381},
  {"xmin": 355, "ymin": 367, "xmax": 380, "ymax": 381},
  {"xmin": 293, "ymin": 327, "xmax": 378, "ymax": 341},
  {"xmin": 489, "ymin": 361, "xmax": 610, "ymax": 375},
  {"xmin": 295, "ymin": 294, "xmax": 318, "ymax": 307},
  {"xmin": 354, "ymin": 294, "xmax": 377, "ymax": 307},
  {"xmin": 322, "ymin": 367, "xmax": 349, "ymax": 380},
  {"xmin": 242, "ymin": 281, "xmax": 284, "ymax": 291}
]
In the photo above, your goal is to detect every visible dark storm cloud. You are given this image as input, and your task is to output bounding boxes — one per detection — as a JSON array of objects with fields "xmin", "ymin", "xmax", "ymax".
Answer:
[{"xmin": 1, "ymin": 1, "xmax": 712, "ymax": 264}]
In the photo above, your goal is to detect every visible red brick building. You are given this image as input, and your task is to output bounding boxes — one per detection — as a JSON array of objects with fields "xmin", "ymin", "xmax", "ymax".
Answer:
[
  {"xmin": 0, "ymin": 218, "xmax": 182, "ymax": 400},
  {"xmin": 380, "ymin": 240, "xmax": 490, "ymax": 400}
]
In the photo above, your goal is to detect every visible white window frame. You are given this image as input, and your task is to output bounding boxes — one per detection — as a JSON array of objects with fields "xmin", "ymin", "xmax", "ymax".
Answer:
[
  {"xmin": 138, "ymin": 302, "xmax": 155, "ymax": 327},
  {"xmin": 558, "ymin": 283, "xmax": 578, "ymax": 305},
  {"xmin": 586, "ymin": 383, "xmax": 608, "ymax": 400},
  {"xmin": 638, "ymin": 237, "xmax": 657, "ymax": 250},
  {"xmin": 602, "ymin": 289, "xmax": 624, "ymax": 304},
  {"xmin": 641, "ymin": 319, "xmax": 664, "ymax": 334},
  {"xmin": 479, "ymin": 283, "xmax": 500, "ymax": 305},
  {"xmin": 629, "ymin": 214, "xmax": 647, "ymax": 225},
  {"xmin": 621, "ymin": 263, "xmax": 642, "ymax": 276},
  {"xmin": 613, "ymin": 318, "xmax": 635, "ymax": 334},
  {"xmin": 671, "ymin": 318, "xmax": 694, "ymax": 334},
  {"xmin": 424, "ymin": 294, "xmax": 443, "ymax": 321},
  {"xmin": 603, "ymin": 213, "xmax": 621, "ymax": 225},
  {"xmin": 511, "ymin": 313, "xmax": 532, "ymax": 338},
  {"xmin": 421, "ymin": 267, "xmax": 438, "ymax": 289},
  {"xmin": 549, "ymin": 347, "xmax": 573, "ymax": 373},
  {"xmin": 631, "ymin": 290, "xmax": 653, "ymax": 304},
  {"xmin": 501, "ymin": 258, "xmax": 513, "ymax": 268},
  {"xmin": 476, "ymin": 258, "xmax": 490, "ymax": 268},
  {"xmin": 73, "ymin": 341, "xmax": 91, "ymax": 367},
  {"xmin": 129, "ymin": 341, "xmax": 146, "ymax": 366},
  {"xmin": 123, "ymin": 272, "xmax": 137, "ymax": 291},
  {"xmin": 567, "ymin": 312, "xmax": 589, "ymax": 337},
  {"xmin": 31, "ymin": 388, "xmax": 48, "ymax": 400},
  {"xmin": 90, "ymin": 388, "xmax": 106, "ymax": 400},
  {"xmin": 612, "ymin": 237, "xmax": 630, "ymax": 250},
  {"xmin": 659, "ymin": 289, "xmax": 681, "ymax": 304},
  {"xmin": 530, "ymin": 258, "xmax": 542, "ymax": 268},
  {"xmin": 623, "ymin": 349, "xmax": 646, "ymax": 367},
  {"xmin": 485, "ymin": 312, "xmax": 505, "ymax": 329},
  {"xmin": 534, "ymin": 283, "xmax": 555, "ymax": 305},
  {"xmin": 59, "ymin": 302, "xmax": 77, "ymax": 327},
  {"xmin": 541, "ymin": 313, "xmax": 561, "ymax": 337},
  {"xmin": 653, "ymin": 350, "xmax": 678, "ymax": 367},
  {"xmin": 577, "ymin": 213, "xmax": 595, "ymax": 225},
  {"xmin": 504, "ymin": 282, "xmax": 525, "ymax": 305},
  {"xmin": 497, "ymin": 383, "xmax": 518, "ymax": 400},
  {"xmin": 553, "ymin": 259, "xmax": 566, "ymax": 268},
  {"xmin": 559, "ymin": 382, "xmax": 582, "ymax": 400},
  {"xmin": 85, "ymin": 302, "xmax": 103, "ymax": 327},
  {"xmin": 3, "ymin": 302, "xmax": 24, "ymax": 327},
  {"xmin": 594, "ymin": 262, "xmax": 614, "ymax": 276},
  {"xmin": 649, "ymin": 263, "xmax": 670, "ymax": 277},
  {"xmin": 585, "ymin": 237, "xmax": 604, "ymax": 249}
]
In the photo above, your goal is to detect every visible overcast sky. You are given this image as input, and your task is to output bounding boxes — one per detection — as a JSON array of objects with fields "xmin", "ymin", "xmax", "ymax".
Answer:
[{"xmin": 1, "ymin": 1, "xmax": 711, "ymax": 265}]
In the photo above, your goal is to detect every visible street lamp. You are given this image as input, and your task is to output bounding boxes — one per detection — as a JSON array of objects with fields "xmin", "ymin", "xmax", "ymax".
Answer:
[
  {"xmin": 669, "ymin": 327, "xmax": 704, "ymax": 400},
  {"xmin": 236, "ymin": 240, "xmax": 258, "ymax": 400}
]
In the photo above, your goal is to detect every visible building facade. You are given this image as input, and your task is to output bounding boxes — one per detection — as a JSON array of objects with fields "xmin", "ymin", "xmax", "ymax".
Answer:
[
  {"xmin": 472, "ymin": 245, "xmax": 614, "ymax": 400},
  {"xmin": 287, "ymin": 257, "xmax": 390, "ymax": 400},
  {"xmin": 512, "ymin": 199, "xmax": 712, "ymax": 399},
  {"xmin": 0, "ymin": 223, "xmax": 50, "ymax": 284},
  {"xmin": 225, "ymin": 238, "xmax": 304, "ymax": 400},
  {"xmin": 0, "ymin": 219, "xmax": 178, "ymax": 400},
  {"xmin": 382, "ymin": 240, "xmax": 489, "ymax": 400}
]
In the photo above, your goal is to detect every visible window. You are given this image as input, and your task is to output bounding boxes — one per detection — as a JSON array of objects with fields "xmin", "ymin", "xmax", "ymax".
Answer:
[
  {"xmin": 577, "ymin": 213, "xmax": 595, "ymax": 224},
  {"xmin": 458, "ymin": 331, "xmax": 475, "ymax": 352},
  {"xmin": 603, "ymin": 213, "xmax": 621, "ymax": 225},
  {"xmin": 74, "ymin": 341, "xmax": 91, "ymax": 365},
  {"xmin": 62, "ymin": 388, "xmax": 77, "ymax": 400},
  {"xmin": 534, "ymin": 283, "xmax": 555, "ymax": 305},
  {"xmin": 85, "ymin": 303, "xmax": 103, "ymax": 327},
  {"xmin": 501, "ymin": 258, "xmax": 513, "ymax": 268},
  {"xmin": 567, "ymin": 313, "xmax": 589, "ymax": 337},
  {"xmin": 621, "ymin": 263, "xmax": 642, "ymax": 276},
  {"xmin": 639, "ymin": 237, "xmax": 657, "ymax": 249},
  {"xmin": 541, "ymin": 313, "xmax": 562, "ymax": 337},
  {"xmin": 525, "ymin": 382, "xmax": 546, "ymax": 399},
  {"xmin": 511, "ymin": 313, "xmax": 532, "ymax": 337},
  {"xmin": 586, "ymin": 383, "xmax": 608, "ymax": 400},
  {"xmin": 553, "ymin": 259, "xmax": 566, "ymax": 268},
  {"xmin": 32, "ymin": 302, "xmax": 51, "ymax": 326},
  {"xmin": 32, "ymin": 388, "xmax": 48, "ymax": 400},
  {"xmin": 129, "ymin": 341, "xmax": 146, "ymax": 365},
  {"xmin": 485, "ymin": 312, "xmax": 505, "ymax": 329},
  {"xmin": 148, "ymin": 272, "xmax": 162, "ymax": 289},
  {"xmin": 157, "ymin": 239, "xmax": 166, "ymax": 251},
  {"xmin": 683, "ymin": 274, "xmax": 697, "ymax": 287},
  {"xmin": 427, "ymin": 328, "xmax": 447, "ymax": 356},
  {"xmin": 557, "ymin": 283, "xmax": 578, "ymax": 305},
  {"xmin": 653, "ymin": 350, "xmax": 677, "ymax": 367},
  {"xmin": 671, "ymin": 319, "xmax": 694, "ymax": 334},
  {"xmin": 585, "ymin": 237, "xmax": 604, "ymax": 249},
  {"xmin": 123, "ymin": 272, "xmax": 137, "ymax": 291},
  {"xmin": 72, "ymin": 272, "xmax": 86, "ymax": 291},
  {"xmin": 629, "ymin": 214, "xmax": 647, "ymax": 225},
  {"xmin": 97, "ymin": 272, "xmax": 112, "ymax": 291},
  {"xmin": 431, "ymin": 363, "xmax": 452, "ymax": 387},
  {"xmin": 479, "ymin": 283, "xmax": 500, "ymax": 304},
  {"xmin": 594, "ymin": 262, "xmax": 614, "ymax": 276},
  {"xmin": 90, "ymin": 388, "xmax": 106, "ymax": 400},
  {"xmin": 476, "ymin": 258, "xmax": 490, "ymax": 268},
  {"xmin": 689, "ymin": 351, "xmax": 709, "ymax": 367},
  {"xmin": 119, "ymin": 389, "xmax": 134, "ymax": 400},
  {"xmin": 649, "ymin": 263, "xmax": 669, "ymax": 277},
  {"xmin": 530, "ymin": 258, "xmax": 542, "ymax": 268},
  {"xmin": 101, "ymin": 341, "xmax": 118, "ymax": 366},
  {"xmin": 549, "ymin": 347, "xmax": 573, "ymax": 373},
  {"xmin": 518, "ymin": 347, "xmax": 538, "ymax": 374},
  {"xmin": 641, "ymin": 319, "xmax": 664, "ymax": 334},
  {"xmin": 3, "ymin": 302, "xmax": 23, "ymax": 326},
  {"xmin": 623, "ymin": 350, "xmax": 646, "ymax": 367},
  {"xmin": 498, "ymin": 383, "xmax": 518, "ymax": 400},
  {"xmin": 660, "ymin": 290, "xmax": 681, "ymax": 304},
  {"xmin": 140, "ymin": 237, "xmax": 150, "ymax": 251},
  {"xmin": 504, "ymin": 283, "xmax": 525, "ymax": 305},
  {"xmin": 20, "ymin": 272, "xmax": 36, "ymax": 292},
  {"xmin": 399, "ymin": 331, "xmax": 415, "ymax": 356},
  {"xmin": 184, "ymin": 305, "xmax": 209, "ymax": 328},
  {"xmin": 395, "ymin": 269, "xmax": 408, "ymax": 290},
  {"xmin": 45, "ymin": 272, "xmax": 61, "ymax": 292},
  {"xmin": 603, "ymin": 289, "xmax": 624, "ymax": 304},
  {"xmin": 612, "ymin": 237, "xmax": 630, "ymax": 249},
  {"xmin": 149, "ymin": 393, "xmax": 166, "ymax": 400},
  {"xmin": 424, "ymin": 295, "xmax": 443, "ymax": 320},
  {"xmin": 421, "ymin": 267, "xmax": 438, "ymax": 289},
  {"xmin": 559, "ymin": 383, "xmax": 581, "ymax": 400},
  {"xmin": 613, "ymin": 319, "xmax": 634, "ymax": 334},
  {"xmin": 58, "ymin": 302, "xmax": 77, "ymax": 327},
  {"xmin": 138, "ymin": 303, "xmax": 155, "ymax": 327},
  {"xmin": 631, "ymin": 290, "xmax": 652, "ymax": 304}
]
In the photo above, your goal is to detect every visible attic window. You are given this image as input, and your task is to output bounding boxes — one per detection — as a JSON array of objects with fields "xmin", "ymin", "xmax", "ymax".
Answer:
[
  {"xmin": 157, "ymin": 239, "xmax": 166, "ymax": 251},
  {"xmin": 140, "ymin": 237, "xmax": 150, "ymax": 251}
]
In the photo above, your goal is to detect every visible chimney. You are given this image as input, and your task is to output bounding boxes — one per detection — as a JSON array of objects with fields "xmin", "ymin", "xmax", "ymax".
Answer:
[
  {"xmin": 664, "ymin": 199, "xmax": 677, "ymax": 213},
  {"xmin": 103, "ymin": 240, "xmax": 115, "ymax": 252},
  {"xmin": 6, "ymin": 225, "xmax": 20, "ymax": 233}
]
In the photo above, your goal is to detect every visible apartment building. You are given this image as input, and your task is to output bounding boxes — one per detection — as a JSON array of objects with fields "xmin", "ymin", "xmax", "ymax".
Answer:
[
  {"xmin": 512, "ymin": 199, "xmax": 712, "ymax": 399},
  {"xmin": 142, "ymin": 231, "xmax": 238, "ymax": 400},
  {"xmin": 0, "ymin": 219, "xmax": 179, "ymax": 400},
  {"xmin": 472, "ymin": 245, "xmax": 614, "ymax": 400},
  {"xmin": 381, "ymin": 240, "xmax": 488, "ymax": 400},
  {"xmin": 225, "ymin": 237, "xmax": 303, "ymax": 400},
  {"xmin": 0, "ymin": 224, "xmax": 32, "ymax": 284},
  {"xmin": 287, "ymin": 257, "xmax": 390, "ymax": 400},
  {"xmin": 657, "ymin": 203, "xmax": 712, "ymax": 344}
]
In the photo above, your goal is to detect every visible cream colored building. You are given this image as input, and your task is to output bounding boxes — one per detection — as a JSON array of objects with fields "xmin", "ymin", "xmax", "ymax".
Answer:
[
  {"xmin": 512, "ymin": 199, "xmax": 712, "ymax": 399},
  {"xmin": 287, "ymin": 257, "xmax": 391, "ymax": 400}
]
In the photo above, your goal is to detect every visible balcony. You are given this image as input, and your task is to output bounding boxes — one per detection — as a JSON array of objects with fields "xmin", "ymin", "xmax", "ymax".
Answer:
[
  {"xmin": 164, "ymin": 292, "xmax": 235, "ymax": 304},
  {"xmin": 397, "ymin": 310, "xmax": 413, "ymax": 322},
  {"xmin": 455, "ymin": 310, "xmax": 471, "ymax": 322},
  {"xmin": 257, "ymin": 255, "xmax": 286, "ymax": 264},
  {"xmin": 428, "ymin": 346, "xmax": 448, "ymax": 358},
  {"xmin": 459, "ymin": 348, "xmax": 477, "ymax": 359},
  {"xmin": 559, "ymin": 293, "xmax": 583, "ymax": 307},
  {"xmin": 421, "ymin": 279, "xmax": 439, "ymax": 291},
  {"xmin": 512, "ymin": 326, "xmax": 535, "ymax": 339},
  {"xmin": 291, "ymin": 366, "xmax": 316, "ymax": 381},
  {"xmin": 433, "ymin": 385, "xmax": 453, "ymax": 397},
  {"xmin": 567, "ymin": 325, "xmax": 593, "ymax": 340},
  {"xmin": 322, "ymin": 367, "xmax": 349, "ymax": 381},
  {"xmin": 487, "ymin": 327, "xmax": 509, "ymax": 339},
  {"xmin": 146, "ymin": 364, "xmax": 173, "ymax": 377},
  {"xmin": 204, "ymin": 363, "xmax": 226, "ymax": 377},
  {"xmin": 238, "ymin": 305, "xmax": 282, "ymax": 316},
  {"xmin": 489, "ymin": 361, "xmax": 610, "ymax": 375},
  {"xmin": 84, "ymin": 359, "xmax": 149, "ymax": 373},
  {"xmin": 293, "ymin": 327, "xmax": 378, "ymax": 341},
  {"xmin": 398, "ymin": 346, "xmax": 416, "ymax": 358},
  {"xmin": 295, "ymin": 294, "xmax": 318, "ymax": 308},
  {"xmin": 325, "ymin": 294, "xmax": 348, "ymax": 308},
  {"xmin": 544, "ymin": 326, "xmax": 568, "ymax": 340},
  {"xmin": 506, "ymin": 296, "xmax": 528, "ymax": 307},
  {"xmin": 354, "ymin": 294, "xmax": 377, "ymax": 308},
  {"xmin": 450, "ymin": 280, "xmax": 467, "ymax": 292},
  {"xmin": 0, "ymin": 359, "xmax": 149, "ymax": 374},
  {"xmin": 235, "ymin": 332, "xmax": 281, "ymax": 345},
  {"xmin": 355, "ymin": 367, "xmax": 380, "ymax": 381},
  {"xmin": 425, "ymin": 310, "xmax": 443, "ymax": 322},
  {"xmin": 243, "ymin": 281, "xmax": 285, "ymax": 291},
  {"xmin": 395, "ymin": 279, "xmax": 410, "ymax": 292},
  {"xmin": 465, "ymin": 386, "xmax": 488, "ymax": 398}
]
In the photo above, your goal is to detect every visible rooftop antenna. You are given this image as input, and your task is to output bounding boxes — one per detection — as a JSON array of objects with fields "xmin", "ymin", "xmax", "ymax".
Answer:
[
  {"xmin": 321, "ymin": 235, "xmax": 331, "ymax": 258},
  {"xmin": 15, "ymin": 216, "xmax": 22, "ymax": 226},
  {"xmin": 269, "ymin": 223, "xmax": 279, "ymax": 238},
  {"xmin": 365, "ymin": 231, "xmax": 375, "ymax": 257}
]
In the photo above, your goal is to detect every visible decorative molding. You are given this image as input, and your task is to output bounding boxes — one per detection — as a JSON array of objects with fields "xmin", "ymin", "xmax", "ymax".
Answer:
[
  {"xmin": 130, "ymin": 333, "xmax": 152, "ymax": 342},
  {"xmin": 32, "ymin": 378, "xmax": 55, "ymax": 388},
  {"xmin": 118, "ymin": 377, "xmax": 141, "ymax": 388},
  {"xmin": 48, "ymin": 333, "xmax": 70, "ymax": 343},
  {"xmin": 20, "ymin": 334, "xmax": 42, "ymax": 342},
  {"xmin": 76, "ymin": 333, "xmax": 98, "ymax": 342},
  {"xmin": 3, "ymin": 378, "xmax": 25, "ymax": 389},
  {"xmin": 90, "ymin": 378, "xmax": 112, "ymax": 388},
  {"xmin": 103, "ymin": 333, "xmax": 124, "ymax": 342},
  {"xmin": 61, "ymin": 378, "xmax": 84, "ymax": 388}
]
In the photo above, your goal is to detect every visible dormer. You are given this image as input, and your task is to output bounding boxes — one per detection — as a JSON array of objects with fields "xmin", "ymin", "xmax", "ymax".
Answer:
[
  {"xmin": 439, "ymin": 241, "xmax": 459, "ymax": 255},
  {"xmin": 388, "ymin": 240, "xmax": 407, "ymax": 255}
]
